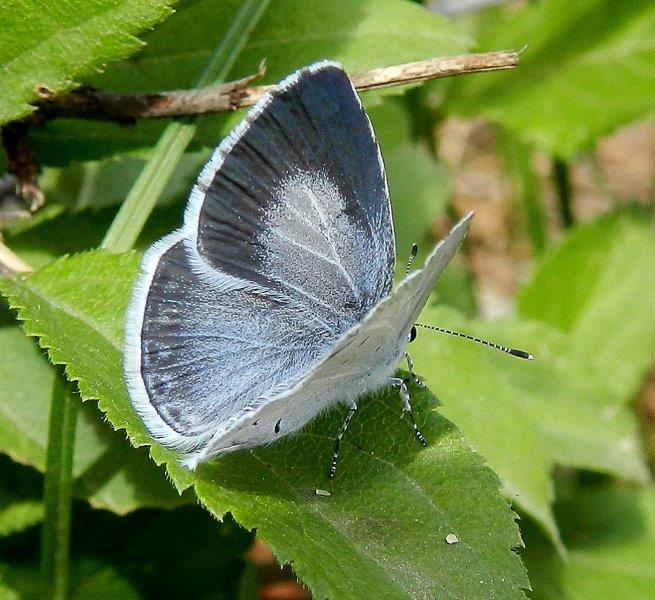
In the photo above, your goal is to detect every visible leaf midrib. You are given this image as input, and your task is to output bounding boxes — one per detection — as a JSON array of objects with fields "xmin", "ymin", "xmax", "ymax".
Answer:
[
  {"xmin": 249, "ymin": 451, "xmax": 412, "ymax": 599},
  {"xmin": 271, "ymin": 428, "xmax": 513, "ymax": 598},
  {"xmin": 17, "ymin": 277, "xmax": 123, "ymax": 351}
]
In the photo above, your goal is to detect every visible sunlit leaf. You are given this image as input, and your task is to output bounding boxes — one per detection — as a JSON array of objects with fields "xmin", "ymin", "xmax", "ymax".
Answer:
[
  {"xmin": 519, "ymin": 208, "xmax": 655, "ymax": 402},
  {"xmin": 0, "ymin": 457, "xmax": 43, "ymax": 538},
  {"xmin": 0, "ymin": 251, "xmax": 529, "ymax": 599},
  {"xmin": 0, "ymin": 307, "xmax": 187, "ymax": 514},
  {"xmin": 445, "ymin": 0, "xmax": 655, "ymax": 157},
  {"xmin": 410, "ymin": 298, "xmax": 650, "ymax": 549},
  {"xmin": 0, "ymin": 0, "xmax": 174, "ymax": 124}
]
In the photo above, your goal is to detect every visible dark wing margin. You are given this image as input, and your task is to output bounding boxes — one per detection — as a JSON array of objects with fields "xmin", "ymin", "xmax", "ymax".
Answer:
[{"xmin": 183, "ymin": 61, "xmax": 395, "ymax": 329}]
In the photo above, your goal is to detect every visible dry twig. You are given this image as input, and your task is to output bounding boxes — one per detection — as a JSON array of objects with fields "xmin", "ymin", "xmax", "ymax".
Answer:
[
  {"xmin": 33, "ymin": 50, "xmax": 518, "ymax": 122},
  {"xmin": 1, "ymin": 122, "xmax": 45, "ymax": 211},
  {"xmin": 0, "ymin": 240, "xmax": 33, "ymax": 276},
  {"xmin": 34, "ymin": 63, "xmax": 268, "ymax": 123}
]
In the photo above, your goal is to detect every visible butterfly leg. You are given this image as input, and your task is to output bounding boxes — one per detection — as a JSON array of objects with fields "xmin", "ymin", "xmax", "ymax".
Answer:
[
  {"xmin": 328, "ymin": 402, "xmax": 357, "ymax": 479},
  {"xmin": 390, "ymin": 377, "xmax": 428, "ymax": 447},
  {"xmin": 404, "ymin": 352, "xmax": 426, "ymax": 389}
]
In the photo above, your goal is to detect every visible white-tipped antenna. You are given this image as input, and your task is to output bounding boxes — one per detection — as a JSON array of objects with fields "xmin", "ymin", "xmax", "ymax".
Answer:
[
  {"xmin": 414, "ymin": 323, "xmax": 533, "ymax": 360},
  {"xmin": 405, "ymin": 243, "xmax": 418, "ymax": 275}
]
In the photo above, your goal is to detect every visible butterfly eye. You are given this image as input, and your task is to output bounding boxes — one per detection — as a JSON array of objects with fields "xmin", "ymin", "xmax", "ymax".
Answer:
[{"xmin": 408, "ymin": 325, "xmax": 417, "ymax": 343}]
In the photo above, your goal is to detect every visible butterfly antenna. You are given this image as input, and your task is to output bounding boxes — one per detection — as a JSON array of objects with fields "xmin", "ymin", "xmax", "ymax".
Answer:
[
  {"xmin": 414, "ymin": 323, "xmax": 533, "ymax": 360},
  {"xmin": 405, "ymin": 243, "xmax": 418, "ymax": 275}
]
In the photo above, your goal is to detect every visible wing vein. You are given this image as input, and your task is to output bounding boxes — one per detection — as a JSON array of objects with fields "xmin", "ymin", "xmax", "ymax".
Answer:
[
  {"xmin": 303, "ymin": 187, "xmax": 360, "ymax": 297},
  {"xmin": 270, "ymin": 228, "xmax": 357, "ymax": 289}
]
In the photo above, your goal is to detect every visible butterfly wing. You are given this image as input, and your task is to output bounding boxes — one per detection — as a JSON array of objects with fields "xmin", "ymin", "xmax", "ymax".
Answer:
[
  {"xmin": 183, "ymin": 61, "xmax": 394, "ymax": 332},
  {"xmin": 196, "ymin": 214, "xmax": 474, "ymax": 463},
  {"xmin": 124, "ymin": 62, "xmax": 394, "ymax": 458}
]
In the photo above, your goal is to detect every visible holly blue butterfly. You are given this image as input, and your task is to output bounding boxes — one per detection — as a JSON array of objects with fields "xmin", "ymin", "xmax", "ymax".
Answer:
[{"xmin": 124, "ymin": 61, "xmax": 530, "ymax": 475}]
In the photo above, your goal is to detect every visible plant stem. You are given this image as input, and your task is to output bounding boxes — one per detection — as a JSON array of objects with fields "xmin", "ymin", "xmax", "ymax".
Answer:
[
  {"xmin": 101, "ymin": 0, "xmax": 271, "ymax": 253},
  {"xmin": 552, "ymin": 156, "xmax": 574, "ymax": 228},
  {"xmin": 499, "ymin": 129, "xmax": 548, "ymax": 255},
  {"xmin": 38, "ymin": 4, "xmax": 270, "ymax": 593},
  {"xmin": 41, "ymin": 374, "xmax": 79, "ymax": 600},
  {"xmin": 405, "ymin": 85, "xmax": 439, "ymax": 156}
]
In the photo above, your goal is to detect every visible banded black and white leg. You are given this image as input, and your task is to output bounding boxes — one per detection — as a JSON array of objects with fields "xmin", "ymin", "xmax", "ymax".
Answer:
[
  {"xmin": 389, "ymin": 377, "xmax": 427, "ymax": 446},
  {"xmin": 328, "ymin": 401, "xmax": 357, "ymax": 479},
  {"xmin": 404, "ymin": 351, "xmax": 426, "ymax": 389}
]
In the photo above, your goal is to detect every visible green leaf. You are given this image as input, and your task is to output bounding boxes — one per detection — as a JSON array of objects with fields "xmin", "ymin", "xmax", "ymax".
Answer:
[
  {"xmin": 0, "ymin": 251, "xmax": 529, "ymax": 599},
  {"xmin": 0, "ymin": 306, "xmax": 186, "ymax": 514},
  {"xmin": 463, "ymin": 313, "xmax": 648, "ymax": 484},
  {"xmin": 519, "ymin": 208, "xmax": 655, "ymax": 403},
  {"xmin": 406, "ymin": 209, "xmax": 655, "ymax": 553},
  {"xmin": 410, "ymin": 307, "xmax": 560, "ymax": 550},
  {"xmin": 0, "ymin": 0, "xmax": 174, "ymax": 124},
  {"xmin": 0, "ymin": 559, "xmax": 140, "ymax": 600},
  {"xmin": 410, "ymin": 302, "xmax": 650, "ymax": 551},
  {"xmin": 33, "ymin": 0, "xmax": 469, "ymax": 164},
  {"xmin": 0, "ymin": 202, "xmax": 183, "ymax": 524},
  {"xmin": 96, "ymin": 0, "xmax": 467, "ymax": 90},
  {"xmin": 524, "ymin": 485, "xmax": 655, "ymax": 600},
  {"xmin": 0, "ymin": 499, "xmax": 42, "ymax": 539},
  {"xmin": 0, "ymin": 457, "xmax": 43, "ymax": 538},
  {"xmin": 445, "ymin": 0, "xmax": 655, "ymax": 157}
]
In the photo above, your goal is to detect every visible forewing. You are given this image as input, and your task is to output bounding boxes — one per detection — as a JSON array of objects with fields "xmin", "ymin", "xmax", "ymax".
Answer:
[
  {"xmin": 288, "ymin": 213, "xmax": 474, "ymax": 393},
  {"xmin": 183, "ymin": 61, "xmax": 394, "ymax": 332},
  {"xmin": 124, "ymin": 234, "xmax": 337, "ymax": 453}
]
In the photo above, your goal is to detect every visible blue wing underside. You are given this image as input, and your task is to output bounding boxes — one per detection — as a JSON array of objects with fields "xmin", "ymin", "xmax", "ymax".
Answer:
[
  {"xmin": 139, "ymin": 64, "xmax": 394, "ymax": 438},
  {"xmin": 141, "ymin": 240, "xmax": 336, "ymax": 437}
]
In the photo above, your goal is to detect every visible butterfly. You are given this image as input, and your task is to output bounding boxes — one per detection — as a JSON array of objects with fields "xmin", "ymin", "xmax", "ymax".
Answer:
[{"xmin": 124, "ymin": 61, "xmax": 529, "ymax": 475}]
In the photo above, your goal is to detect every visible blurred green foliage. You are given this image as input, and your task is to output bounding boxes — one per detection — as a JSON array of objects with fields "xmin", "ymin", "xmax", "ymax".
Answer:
[{"xmin": 0, "ymin": 0, "xmax": 654, "ymax": 598}]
